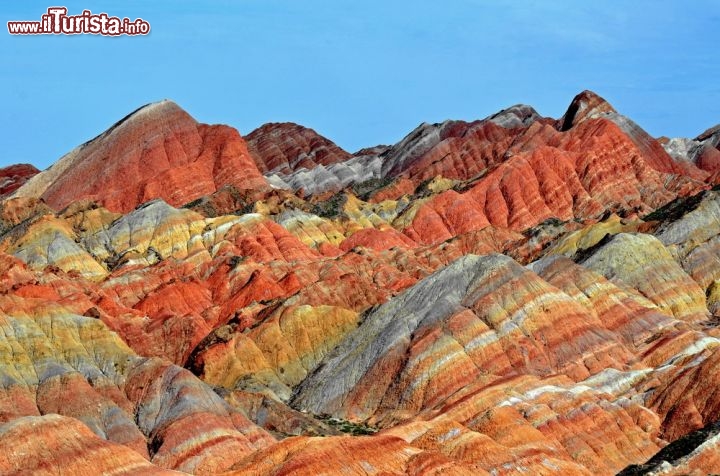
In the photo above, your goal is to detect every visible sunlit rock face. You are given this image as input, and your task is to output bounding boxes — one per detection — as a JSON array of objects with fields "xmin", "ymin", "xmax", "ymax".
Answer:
[
  {"xmin": 245, "ymin": 122, "xmax": 384, "ymax": 196},
  {"xmin": 11, "ymin": 101, "xmax": 268, "ymax": 213},
  {"xmin": 2, "ymin": 91, "xmax": 720, "ymax": 474},
  {"xmin": 661, "ymin": 123, "xmax": 720, "ymax": 183},
  {"xmin": 0, "ymin": 289, "xmax": 275, "ymax": 475},
  {"xmin": 246, "ymin": 122, "xmax": 352, "ymax": 174}
]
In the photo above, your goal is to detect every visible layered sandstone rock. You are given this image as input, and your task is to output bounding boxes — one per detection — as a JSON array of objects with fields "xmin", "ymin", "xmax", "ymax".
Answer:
[
  {"xmin": 661, "ymin": 123, "xmax": 720, "ymax": 179},
  {"xmin": 11, "ymin": 101, "xmax": 268, "ymax": 213},
  {"xmin": 1, "ymin": 91, "xmax": 720, "ymax": 475},
  {"xmin": 246, "ymin": 122, "xmax": 351, "ymax": 174},
  {"xmin": 0, "ymin": 163, "xmax": 39, "ymax": 198},
  {"xmin": 246, "ymin": 122, "xmax": 379, "ymax": 196},
  {"xmin": 0, "ymin": 415, "xmax": 182, "ymax": 476},
  {"xmin": 292, "ymin": 255, "xmax": 635, "ymax": 420},
  {"xmin": 619, "ymin": 420, "xmax": 720, "ymax": 476},
  {"xmin": 400, "ymin": 112, "xmax": 705, "ymax": 244},
  {"xmin": 0, "ymin": 285, "xmax": 275, "ymax": 474}
]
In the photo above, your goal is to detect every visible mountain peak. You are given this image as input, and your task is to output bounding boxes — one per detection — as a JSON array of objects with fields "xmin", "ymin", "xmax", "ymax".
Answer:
[
  {"xmin": 12, "ymin": 100, "xmax": 266, "ymax": 212},
  {"xmin": 696, "ymin": 123, "xmax": 720, "ymax": 144},
  {"xmin": 77, "ymin": 99, "xmax": 194, "ymax": 150},
  {"xmin": 246, "ymin": 122, "xmax": 351, "ymax": 174},
  {"xmin": 487, "ymin": 104, "xmax": 541, "ymax": 128},
  {"xmin": 559, "ymin": 90, "xmax": 616, "ymax": 131}
]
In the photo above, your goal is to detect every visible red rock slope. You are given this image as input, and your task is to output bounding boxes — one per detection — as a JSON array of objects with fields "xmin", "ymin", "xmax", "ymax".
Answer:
[
  {"xmin": 11, "ymin": 101, "xmax": 268, "ymax": 213},
  {"xmin": 246, "ymin": 122, "xmax": 351, "ymax": 174},
  {"xmin": 0, "ymin": 163, "xmax": 39, "ymax": 198}
]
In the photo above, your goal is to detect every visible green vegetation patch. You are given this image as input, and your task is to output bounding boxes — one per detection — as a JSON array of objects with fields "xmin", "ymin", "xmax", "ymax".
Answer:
[
  {"xmin": 351, "ymin": 177, "xmax": 395, "ymax": 201},
  {"xmin": 617, "ymin": 419, "xmax": 720, "ymax": 475},
  {"xmin": 643, "ymin": 190, "xmax": 708, "ymax": 222},
  {"xmin": 318, "ymin": 415, "xmax": 378, "ymax": 436},
  {"xmin": 311, "ymin": 193, "xmax": 347, "ymax": 218}
]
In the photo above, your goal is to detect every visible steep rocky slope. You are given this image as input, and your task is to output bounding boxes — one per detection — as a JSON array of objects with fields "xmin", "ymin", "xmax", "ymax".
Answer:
[
  {"xmin": 661, "ymin": 123, "xmax": 720, "ymax": 181},
  {"xmin": 11, "ymin": 101, "xmax": 268, "ymax": 213},
  {"xmin": 2, "ymin": 91, "xmax": 720, "ymax": 474},
  {"xmin": 246, "ymin": 122, "xmax": 352, "ymax": 174}
]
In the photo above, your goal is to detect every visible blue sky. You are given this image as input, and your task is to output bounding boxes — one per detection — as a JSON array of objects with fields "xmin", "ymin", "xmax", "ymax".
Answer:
[{"xmin": 1, "ymin": 1, "xmax": 718, "ymax": 169}]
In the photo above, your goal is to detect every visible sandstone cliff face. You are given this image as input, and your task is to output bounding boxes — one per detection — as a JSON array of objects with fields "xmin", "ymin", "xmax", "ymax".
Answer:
[{"xmin": 2, "ymin": 91, "xmax": 720, "ymax": 474}]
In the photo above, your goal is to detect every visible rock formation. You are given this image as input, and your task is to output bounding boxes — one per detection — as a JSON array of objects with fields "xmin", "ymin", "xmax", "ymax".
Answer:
[
  {"xmin": 1, "ymin": 91, "xmax": 720, "ymax": 474},
  {"xmin": 246, "ymin": 122, "xmax": 352, "ymax": 174},
  {"xmin": 0, "ymin": 164, "xmax": 39, "ymax": 198},
  {"xmin": 11, "ymin": 101, "xmax": 268, "ymax": 213}
]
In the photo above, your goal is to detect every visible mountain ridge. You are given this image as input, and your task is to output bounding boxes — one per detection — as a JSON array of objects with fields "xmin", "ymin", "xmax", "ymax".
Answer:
[{"xmin": 2, "ymin": 90, "xmax": 720, "ymax": 475}]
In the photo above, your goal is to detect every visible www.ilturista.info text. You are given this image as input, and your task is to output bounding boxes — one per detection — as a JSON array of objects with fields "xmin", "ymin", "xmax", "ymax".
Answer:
[{"xmin": 8, "ymin": 7, "xmax": 150, "ymax": 35}]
